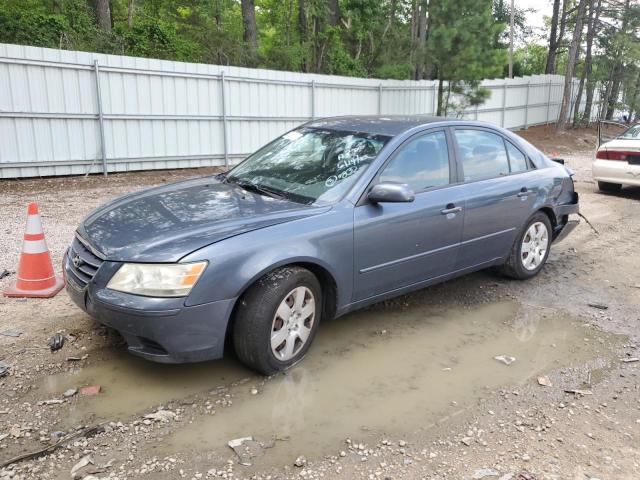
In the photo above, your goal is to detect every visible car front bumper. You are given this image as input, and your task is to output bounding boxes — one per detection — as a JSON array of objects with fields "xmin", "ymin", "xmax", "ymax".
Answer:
[
  {"xmin": 593, "ymin": 159, "xmax": 640, "ymax": 187},
  {"xmin": 63, "ymin": 252, "xmax": 235, "ymax": 363}
]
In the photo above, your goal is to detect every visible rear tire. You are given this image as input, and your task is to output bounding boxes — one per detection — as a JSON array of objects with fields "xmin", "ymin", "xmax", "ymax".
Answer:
[
  {"xmin": 500, "ymin": 212, "xmax": 552, "ymax": 280},
  {"xmin": 233, "ymin": 266, "xmax": 322, "ymax": 375},
  {"xmin": 597, "ymin": 181, "xmax": 622, "ymax": 193}
]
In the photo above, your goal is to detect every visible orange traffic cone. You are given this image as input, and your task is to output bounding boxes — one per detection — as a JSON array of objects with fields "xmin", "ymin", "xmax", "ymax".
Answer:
[{"xmin": 4, "ymin": 203, "xmax": 64, "ymax": 298}]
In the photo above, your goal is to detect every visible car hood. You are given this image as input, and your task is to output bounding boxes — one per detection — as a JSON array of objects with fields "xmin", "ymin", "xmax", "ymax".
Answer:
[{"xmin": 78, "ymin": 176, "xmax": 329, "ymax": 262}]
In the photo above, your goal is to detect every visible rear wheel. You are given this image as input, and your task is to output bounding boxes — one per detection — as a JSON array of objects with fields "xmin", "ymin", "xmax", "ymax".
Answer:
[
  {"xmin": 233, "ymin": 266, "xmax": 322, "ymax": 375},
  {"xmin": 597, "ymin": 181, "xmax": 622, "ymax": 193},
  {"xmin": 501, "ymin": 212, "xmax": 552, "ymax": 280}
]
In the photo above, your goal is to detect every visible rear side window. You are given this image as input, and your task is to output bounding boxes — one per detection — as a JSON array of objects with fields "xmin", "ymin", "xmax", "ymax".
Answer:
[
  {"xmin": 379, "ymin": 131, "xmax": 450, "ymax": 191},
  {"xmin": 454, "ymin": 130, "xmax": 509, "ymax": 182},
  {"xmin": 505, "ymin": 141, "xmax": 529, "ymax": 173}
]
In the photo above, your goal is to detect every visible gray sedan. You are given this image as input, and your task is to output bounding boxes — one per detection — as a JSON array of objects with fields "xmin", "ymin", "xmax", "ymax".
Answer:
[{"xmin": 64, "ymin": 116, "xmax": 579, "ymax": 375}]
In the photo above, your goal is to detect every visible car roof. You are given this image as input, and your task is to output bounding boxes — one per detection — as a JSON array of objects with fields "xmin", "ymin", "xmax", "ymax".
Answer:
[{"xmin": 304, "ymin": 115, "xmax": 449, "ymax": 136}]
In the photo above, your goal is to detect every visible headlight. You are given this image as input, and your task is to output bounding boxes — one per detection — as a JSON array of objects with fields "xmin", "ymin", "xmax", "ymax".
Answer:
[{"xmin": 106, "ymin": 262, "xmax": 208, "ymax": 297}]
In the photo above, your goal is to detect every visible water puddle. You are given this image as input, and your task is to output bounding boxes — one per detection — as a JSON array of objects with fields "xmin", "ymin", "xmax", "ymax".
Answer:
[
  {"xmin": 34, "ymin": 300, "xmax": 620, "ymax": 468},
  {"xmin": 37, "ymin": 351, "xmax": 250, "ymax": 424},
  {"xmin": 161, "ymin": 301, "xmax": 619, "ymax": 468}
]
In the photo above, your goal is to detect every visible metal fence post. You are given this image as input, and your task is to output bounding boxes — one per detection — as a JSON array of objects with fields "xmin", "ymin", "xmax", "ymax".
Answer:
[
  {"xmin": 501, "ymin": 82, "xmax": 508, "ymax": 127},
  {"xmin": 546, "ymin": 78, "xmax": 553, "ymax": 124},
  {"xmin": 432, "ymin": 84, "xmax": 437, "ymax": 115},
  {"xmin": 523, "ymin": 80, "xmax": 531, "ymax": 129},
  {"xmin": 378, "ymin": 83, "xmax": 382, "ymax": 114},
  {"xmin": 220, "ymin": 71, "xmax": 229, "ymax": 168},
  {"xmin": 93, "ymin": 60, "xmax": 108, "ymax": 176},
  {"xmin": 310, "ymin": 80, "xmax": 316, "ymax": 119}
]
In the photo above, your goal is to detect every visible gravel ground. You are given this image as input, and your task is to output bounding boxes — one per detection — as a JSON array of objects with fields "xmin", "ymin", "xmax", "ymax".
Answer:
[{"xmin": 1, "ymin": 125, "xmax": 639, "ymax": 480}]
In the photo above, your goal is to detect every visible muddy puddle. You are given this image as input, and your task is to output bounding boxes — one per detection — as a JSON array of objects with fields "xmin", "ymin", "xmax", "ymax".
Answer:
[
  {"xmin": 35, "ymin": 300, "xmax": 620, "ymax": 469},
  {"xmin": 162, "ymin": 301, "xmax": 619, "ymax": 468}
]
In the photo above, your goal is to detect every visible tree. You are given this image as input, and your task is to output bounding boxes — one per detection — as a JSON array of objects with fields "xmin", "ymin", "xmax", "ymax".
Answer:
[
  {"xmin": 92, "ymin": 0, "xmax": 112, "ymax": 31},
  {"xmin": 556, "ymin": 0, "xmax": 587, "ymax": 132},
  {"xmin": 581, "ymin": 0, "xmax": 602, "ymax": 124},
  {"xmin": 425, "ymin": 0, "xmax": 505, "ymax": 115},
  {"xmin": 573, "ymin": 0, "xmax": 599, "ymax": 127},
  {"xmin": 241, "ymin": 0, "xmax": 258, "ymax": 64},
  {"xmin": 545, "ymin": 0, "xmax": 569, "ymax": 74}
]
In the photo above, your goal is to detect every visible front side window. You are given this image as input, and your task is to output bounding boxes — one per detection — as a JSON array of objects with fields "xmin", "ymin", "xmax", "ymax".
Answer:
[
  {"xmin": 226, "ymin": 128, "xmax": 390, "ymax": 205},
  {"xmin": 454, "ymin": 130, "xmax": 509, "ymax": 182},
  {"xmin": 379, "ymin": 131, "xmax": 450, "ymax": 191}
]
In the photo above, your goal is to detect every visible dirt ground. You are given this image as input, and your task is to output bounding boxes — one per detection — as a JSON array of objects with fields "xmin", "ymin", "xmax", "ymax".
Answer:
[{"xmin": 0, "ymin": 124, "xmax": 639, "ymax": 480}]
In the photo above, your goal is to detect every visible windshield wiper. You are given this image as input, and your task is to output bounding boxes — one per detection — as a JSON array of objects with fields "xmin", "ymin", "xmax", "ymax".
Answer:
[{"xmin": 229, "ymin": 179, "xmax": 287, "ymax": 200}]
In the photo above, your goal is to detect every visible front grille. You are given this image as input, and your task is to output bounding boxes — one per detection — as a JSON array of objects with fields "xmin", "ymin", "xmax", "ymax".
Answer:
[{"xmin": 67, "ymin": 236, "xmax": 104, "ymax": 289}]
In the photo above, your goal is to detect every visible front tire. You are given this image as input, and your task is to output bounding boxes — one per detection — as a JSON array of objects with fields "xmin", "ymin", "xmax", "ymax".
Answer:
[
  {"xmin": 597, "ymin": 181, "xmax": 622, "ymax": 193},
  {"xmin": 233, "ymin": 266, "xmax": 322, "ymax": 375},
  {"xmin": 501, "ymin": 212, "xmax": 552, "ymax": 280}
]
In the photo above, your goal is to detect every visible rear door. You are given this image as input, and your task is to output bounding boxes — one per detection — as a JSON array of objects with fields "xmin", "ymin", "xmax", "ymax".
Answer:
[
  {"xmin": 353, "ymin": 129, "xmax": 465, "ymax": 301},
  {"xmin": 451, "ymin": 128, "xmax": 538, "ymax": 270}
]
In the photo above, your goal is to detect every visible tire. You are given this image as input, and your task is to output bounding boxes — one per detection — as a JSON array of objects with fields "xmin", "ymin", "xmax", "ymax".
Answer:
[
  {"xmin": 500, "ymin": 212, "xmax": 552, "ymax": 280},
  {"xmin": 597, "ymin": 181, "xmax": 622, "ymax": 193},
  {"xmin": 233, "ymin": 266, "xmax": 322, "ymax": 375}
]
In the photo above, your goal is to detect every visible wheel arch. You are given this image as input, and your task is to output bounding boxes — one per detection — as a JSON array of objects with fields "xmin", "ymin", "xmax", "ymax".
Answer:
[{"xmin": 223, "ymin": 258, "xmax": 339, "ymax": 350}]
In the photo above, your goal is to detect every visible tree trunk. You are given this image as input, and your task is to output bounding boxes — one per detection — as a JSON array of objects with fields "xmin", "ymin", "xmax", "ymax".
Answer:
[
  {"xmin": 241, "ymin": 0, "xmax": 259, "ymax": 62},
  {"xmin": 556, "ymin": 0, "xmax": 587, "ymax": 132},
  {"xmin": 582, "ymin": 0, "xmax": 601, "ymax": 124},
  {"xmin": 92, "ymin": 0, "xmax": 112, "ymax": 31},
  {"xmin": 413, "ymin": 0, "xmax": 428, "ymax": 80},
  {"xmin": 606, "ymin": 65, "xmax": 623, "ymax": 119},
  {"xmin": 328, "ymin": 0, "xmax": 340, "ymax": 27},
  {"xmin": 298, "ymin": 0, "xmax": 308, "ymax": 72},
  {"xmin": 127, "ymin": 0, "xmax": 134, "ymax": 28},
  {"xmin": 572, "ymin": 0, "xmax": 597, "ymax": 127},
  {"xmin": 437, "ymin": 77, "xmax": 444, "ymax": 116},
  {"xmin": 545, "ymin": 0, "xmax": 561, "ymax": 74}
]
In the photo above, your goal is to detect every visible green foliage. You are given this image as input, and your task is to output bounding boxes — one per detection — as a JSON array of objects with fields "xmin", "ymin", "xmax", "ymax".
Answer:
[
  {"xmin": 0, "ymin": 0, "xmax": 520, "ymax": 105},
  {"xmin": 512, "ymin": 44, "xmax": 548, "ymax": 77},
  {"xmin": 426, "ymin": 0, "xmax": 506, "ymax": 114}
]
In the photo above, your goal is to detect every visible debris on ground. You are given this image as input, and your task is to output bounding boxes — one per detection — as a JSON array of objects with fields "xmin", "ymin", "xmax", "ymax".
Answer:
[
  {"xmin": 471, "ymin": 468, "xmax": 500, "ymax": 479},
  {"xmin": 493, "ymin": 355, "xmax": 516, "ymax": 366},
  {"xmin": 0, "ymin": 329, "xmax": 23, "ymax": 337},
  {"xmin": 41, "ymin": 399, "xmax": 64, "ymax": 405},
  {"xmin": 48, "ymin": 333, "xmax": 66, "ymax": 352},
  {"xmin": 0, "ymin": 361, "xmax": 9, "ymax": 377},
  {"xmin": 620, "ymin": 357, "xmax": 639, "ymax": 363},
  {"xmin": 537, "ymin": 376, "xmax": 552, "ymax": 387},
  {"xmin": 294, "ymin": 455, "xmax": 307, "ymax": 467},
  {"xmin": 143, "ymin": 410, "xmax": 176, "ymax": 422},
  {"xmin": 587, "ymin": 302, "xmax": 608, "ymax": 310},
  {"xmin": 80, "ymin": 385, "xmax": 102, "ymax": 396},
  {"xmin": 0, "ymin": 269, "xmax": 11, "ymax": 280},
  {"xmin": 564, "ymin": 389, "xmax": 593, "ymax": 396},
  {"xmin": 228, "ymin": 436, "xmax": 263, "ymax": 466},
  {"xmin": 70, "ymin": 455, "xmax": 94, "ymax": 479},
  {"xmin": 66, "ymin": 354, "xmax": 89, "ymax": 361},
  {"xmin": 63, "ymin": 388, "xmax": 78, "ymax": 398}
]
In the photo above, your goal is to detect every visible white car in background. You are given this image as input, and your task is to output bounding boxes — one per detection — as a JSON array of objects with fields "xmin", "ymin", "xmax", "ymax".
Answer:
[{"xmin": 593, "ymin": 122, "xmax": 640, "ymax": 192}]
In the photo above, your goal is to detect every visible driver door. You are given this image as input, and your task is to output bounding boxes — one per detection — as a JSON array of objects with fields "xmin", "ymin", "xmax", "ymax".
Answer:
[{"xmin": 353, "ymin": 130, "xmax": 465, "ymax": 301}]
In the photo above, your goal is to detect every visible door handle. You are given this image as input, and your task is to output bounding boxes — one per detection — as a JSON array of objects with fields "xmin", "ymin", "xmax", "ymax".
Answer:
[
  {"xmin": 441, "ymin": 204, "xmax": 462, "ymax": 215},
  {"xmin": 517, "ymin": 188, "xmax": 529, "ymax": 198}
]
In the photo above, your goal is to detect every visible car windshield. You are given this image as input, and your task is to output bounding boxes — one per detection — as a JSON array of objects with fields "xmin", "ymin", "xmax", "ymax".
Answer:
[
  {"xmin": 618, "ymin": 124, "xmax": 640, "ymax": 139},
  {"xmin": 225, "ymin": 128, "xmax": 390, "ymax": 205}
]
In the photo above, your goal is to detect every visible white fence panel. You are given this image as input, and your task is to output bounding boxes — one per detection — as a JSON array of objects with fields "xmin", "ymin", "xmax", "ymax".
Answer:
[{"xmin": 0, "ymin": 43, "xmax": 601, "ymax": 179}]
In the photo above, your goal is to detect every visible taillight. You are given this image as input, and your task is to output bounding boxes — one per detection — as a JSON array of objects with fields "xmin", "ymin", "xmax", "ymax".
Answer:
[{"xmin": 596, "ymin": 149, "xmax": 635, "ymax": 161}]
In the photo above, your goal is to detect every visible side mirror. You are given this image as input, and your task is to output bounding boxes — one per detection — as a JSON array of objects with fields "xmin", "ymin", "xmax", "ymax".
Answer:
[
  {"xmin": 368, "ymin": 182, "xmax": 415, "ymax": 203},
  {"xmin": 550, "ymin": 157, "xmax": 565, "ymax": 165}
]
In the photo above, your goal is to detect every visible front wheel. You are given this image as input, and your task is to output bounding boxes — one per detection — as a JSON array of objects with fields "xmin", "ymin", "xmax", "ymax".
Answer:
[
  {"xmin": 233, "ymin": 266, "xmax": 322, "ymax": 375},
  {"xmin": 500, "ymin": 212, "xmax": 552, "ymax": 280}
]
